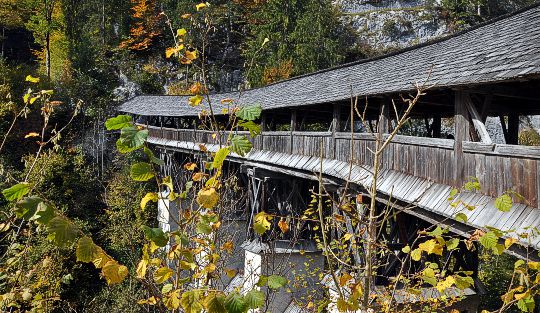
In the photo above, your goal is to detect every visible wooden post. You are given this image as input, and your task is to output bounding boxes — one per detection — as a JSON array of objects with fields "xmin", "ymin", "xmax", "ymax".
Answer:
[
  {"xmin": 379, "ymin": 99, "xmax": 390, "ymax": 134},
  {"xmin": 332, "ymin": 103, "xmax": 340, "ymax": 159},
  {"xmin": 508, "ymin": 114, "xmax": 519, "ymax": 145},
  {"xmin": 290, "ymin": 109, "xmax": 297, "ymax": 154},
  {"xmin": 464, "ymin": 93, "xmax": 492, "ymax": 144},
  {"xmin": 432, "ymin": 115, "xmax": 442, "ymax": 138},
  {"xmin": 261, "ymin": 114, "xmax": 266, "ymax": 150},
  {"xmin": 454, "ymin": 91, "xmax": 470, "ymax": 186}
]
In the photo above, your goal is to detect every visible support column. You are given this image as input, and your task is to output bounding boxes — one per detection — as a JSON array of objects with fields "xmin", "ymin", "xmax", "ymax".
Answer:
[
  {"xmin": 261, "ymin": 115, "xmax": 266, "ymax": 150},
  {"xmin": 454, "ymin": 91, "xmax": 470, "ymax": 186},
  {"xmin": 379, "ymin": 98, "xmax": 390, "ymax": 134},
  {"xmin": 290, "ymin": 109, "xmax": 297, "ymax": 154},
  {"xmin": 331, "ymin": 103, "xmax": 340, "ymax": 159},
  {"xmin": 432, "ymin": 115, "xmax": 442, "ymax": 138},
  {"xmin": 508, "ymin": 114, "xmax": 519, "ymax": 145}
]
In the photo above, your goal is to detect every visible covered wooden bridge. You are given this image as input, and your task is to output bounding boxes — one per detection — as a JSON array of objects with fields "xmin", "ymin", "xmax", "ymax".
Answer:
[{"xmin": 119, "ymin": 4, "xmax": 540, "ymax": 312}]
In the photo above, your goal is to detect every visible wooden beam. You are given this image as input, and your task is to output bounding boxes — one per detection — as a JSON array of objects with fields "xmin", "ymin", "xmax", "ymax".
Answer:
[
  {"xmin": 432, "ymin": 115, "xmax": 442, "ymax": 138},
  {"xmin": 290, "ymin": 110, "xmax": 297, "ymax": 154},
  {"xmin": 332, "ymin": 103, "xmax": 340, "ymax": 159},
  {"xmin": 454, "ymin": 91, "xmax": 470, "ymax": 186},
  {"xmin": 464, "ymin": 93, "xmax": 492, "ymax": 144},
  {"xmin": 379, "ymin": 99, "xmax": 390, "ymax": 134},
  {"xmin": 508, "ymin": 114, "xmax": 519, "ymax": 145}
]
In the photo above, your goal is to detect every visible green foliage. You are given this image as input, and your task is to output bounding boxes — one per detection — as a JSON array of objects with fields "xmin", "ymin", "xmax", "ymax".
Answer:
[
  {"xmin": 243, "ymin": 0, "xmax": 351, "ymax": 87},
  {"xmin": 2, "ymin": 183, "xmax": 30, "ymax": 201},
  {"xmin": 105, "ymin": 114, "xmax": 133, "ymax": 130},
  {"xmin": 141, "ymin": 225, "xmax": 168, "ymax": 247},
  {"xmin": 235, "ymin": 104, "xmax": 262, "ymax": 121},
  {"xmin": 230, "ymin": 135, "xmax": 252, "ymax": 157},
  {"xmin": 130, "ymin": 162, "xmax": 155, "ymax": 181}
]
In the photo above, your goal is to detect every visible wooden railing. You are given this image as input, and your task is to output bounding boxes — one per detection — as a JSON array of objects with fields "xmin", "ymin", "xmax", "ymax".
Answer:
[{"xmin": 148, "ymin": 126, "xmax": 540, "ymax": 208}]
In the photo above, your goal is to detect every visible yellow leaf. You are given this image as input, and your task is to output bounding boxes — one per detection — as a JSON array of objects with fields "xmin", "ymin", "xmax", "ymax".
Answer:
[
  {"xmin": 505, "ymin": 237, "xmax": 517, "ymax": 249},
  {"xmin": 197, "ymin": 187, "xmax": 219, "ymax": 209},
  {"xmin": 189, "ymin": 82, "xmax": 202, "ymax": 94},
  {"xmin": 164, "ymin": 290, "xmax": 181, "ymax": 309},
  {"xmin": 165, "ymin": 45, "xmax": 184, "ymax": 58},
  {"xmin": 25, "ymin": 75, "xmax": 40, "ymax": 83},
  {"xmin": 192, "ymin": 172, "xmax": 207, "ymax": 182},
  {"xmin": 76, "ymin": 236, "xmax": 99, "ymax": 262},
  {"xmin": 225, "ymin": 268, "xmax": 237, "ymax": 278},
  {"xmin": 528, "ymin": 261, "xmax": 540, "ymax": 270},
  {"xmin": 140, "ymin": 192, "xmax": 158, "ymax": 210},
  {"xmin": 136, "ymin": 259, "xmax": 148, "ymax": 279},
  {"xmin": 92, "ymin": 249, "xmax": 112, "ymax": 268},
  {"xmin": 221, "ymin": 98, "xmax": 233, "ymax": 104},
  {"xmin": 343, "ymin": 233, "xmax": 353, "ymax": 242},
  {"xmin": 222, "ymin": 241, "xmax": 234, "ymax": 253},
  {"xmin": 154, "ymin": 266, "xmax": 174, "ymax": 284},
  {"xmin": 184, "ymin": 162, "xmax": 197, "ymax": 171},
  {"xmin": 411, "ymin": 248, "xmax": 422, "ymax": 261},
  {"xmin": 102, "ymin": 260, "xmax": 128, "ymax": 284},
  {"xmin": 185, "ymin": 49, "xmax": 198, "ymax": 60},
  {"xmin": 138, "ymin": 296, "xmax": 158, "ymax": 305},
  {"xmin": 29, "ymin": 96, "xmax": 40, "ymax": 104},
  {"xmin": 221, "ymin": 108, "xmax": 229, "ymax": 114},
  {"xmin": 188, "ymin": 95, "xmax": 203, "ymax": 107},
  {"xmin": 436, "ymin": 276, "xmax": 456, "ymax": 292},
  {"xmin": 23, "ymin": 93, "xmax": 30, "ymax": 104},
  {"xmin": 339, "ymin": 272, "xmax": 352, "ymax": 287},
  {"xmin": 253, "ymin": 212, "xmax": 272, "ymax": 235},
  {"xmin": 177, "ymin": 28, "xmax": 187, "ymax": 37},
  {"xmin": 25, "ymin": 132, "xmax": 40, "ymax": 138},
  {"xmin": 278, "ymin": 218, "xmax": 289, "ymax": 233},
  {"xmin": 195, "ymin": 2, "xmax": 208, "ymax": 10},
  {"xmin": 181, "ymin": 13, "xmax": 192, "ymax": 19},
  {"xmin": 262, "ymin": 37, "xmax": 270, "ymax": 47},
  {"xmin": 419, "ymin": 239, "xmax": 443, "ymax": 256}
]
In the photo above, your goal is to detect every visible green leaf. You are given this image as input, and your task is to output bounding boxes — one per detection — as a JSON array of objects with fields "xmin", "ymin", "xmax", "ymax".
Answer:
[
  {"xmin": 455, "ymin": 212, "xmax": 468, "ymax": 223},
  {"xmin": 479, "ymin": 231, "xmax": 498, "ymax": 250},
  {"xmin": 130, "ymin": 162, "xmax": 155, "ymax": 181},
  {"xmin": 154, "ymin": 266, "xmax": 174, "ymax": 284},
  {"xmin": 495, "ymin": 194, "xmax": 513, "ymax": 212},
  {"xmin": 47, "ymin": 216, "xmax": 78, "ymax": 247},
  {"xmin": 33, "ymin": 202, "xmax": 56, "ymax": 225},
  {"xmin": 14, "ymin": 196, "xmax": 43, "ymax": 220},
  {"xmin": 76, "ymin": 236, "xmax": 99, "ymax": 262},
  {"xmin": 236, "ymin": 104, "xmax": 262, "ymax": 121},
  {"xmin": 117, "ymin": 126, "xmax": 148, "ymax": 153},
  {"xmin": 213, "ymin": 147, "xmax": 230, "ymax": 169},
  {"xmin": 142, "ymin": 226, "xmax": 168, "ymax": 247},
  {"xmin": 105, "ymin": 115, "xmax": 132, "ymax": 130},
  {"xmin": 162, "ymin": 283, "xmax": 174, "ymax": 294},
  {"xmin": 180, "ymin": 290, "xmax": 203, "ymax": 313},
  {"xmin": 3, "ymin": 183, "xmax": 30, "ymax": 201},
  {"xmin": 446, "ymin": 238, "xmax": 460, "ymax": 250},
  {"xmin": 238, "ymin": 121, "xmax": 261, "ymax": 138},
  {"xmin": 256, "ymin": 275, "xmax": 268, "ymax": 287},
  {"xmin": 230, "ymin": 135, "xmax": 252, "ymax": 157},
  {"xmin": 225, "ymin": 292, "xmax": 247, "ymax": 313},
  {"xmin": 517, "ymin": 296, "xmax": 535, "ymax": 312},
  {"xmin": 204, "ymin": 293, "xmax": 227, "ymax": 313},
  {"xmin": 253, "ymin": 212, "xmax": 271, "ymax": 235},
  {"xmin": 196, "ymin": 221, "xmax": 212, "ymax": 235},
  {"xmin": 244, "ymin": 289, "xmax": 265, "ymax": 309},
  {"xmin": 144, "ymin": 146, "xmax": 165, "ymax": 166},
  {"xmin": 267, "ymin": 275, "xmax": 288, "ymax": 290}
]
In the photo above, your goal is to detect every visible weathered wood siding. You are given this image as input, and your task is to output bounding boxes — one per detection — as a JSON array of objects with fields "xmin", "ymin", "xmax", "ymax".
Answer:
[{"xmin": 149, "ymin": 127, "xmax": 540, "ymax": 208}]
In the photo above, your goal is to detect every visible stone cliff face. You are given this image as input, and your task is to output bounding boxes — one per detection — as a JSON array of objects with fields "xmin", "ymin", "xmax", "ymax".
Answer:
[{"xmin": 337, "ymin": 0, "xmax": 449, "ymax": 52}]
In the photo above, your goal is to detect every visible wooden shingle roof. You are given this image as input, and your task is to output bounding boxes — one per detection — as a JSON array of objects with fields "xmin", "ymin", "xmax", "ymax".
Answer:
[{"xmin": 119, "ymin": 3, "xmax": 540, "ymax": 117}]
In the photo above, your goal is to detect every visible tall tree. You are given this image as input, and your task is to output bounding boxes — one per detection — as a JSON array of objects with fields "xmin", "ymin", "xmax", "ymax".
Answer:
[{"xmin": 242, "ymin": 0, "xmax": 351, "ymax": 87}]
